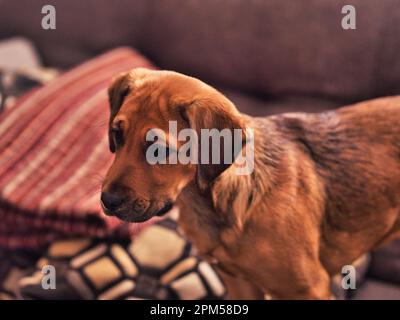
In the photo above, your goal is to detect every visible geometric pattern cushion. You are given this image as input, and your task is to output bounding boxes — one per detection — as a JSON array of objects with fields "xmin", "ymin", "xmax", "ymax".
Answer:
[
  {"xmin": 3, "ymin": 218, "xmax": 225, "ymax": 300},
  {"xmin": 0, "ymin": 247, "xmax": 41, "ymax": 300}
]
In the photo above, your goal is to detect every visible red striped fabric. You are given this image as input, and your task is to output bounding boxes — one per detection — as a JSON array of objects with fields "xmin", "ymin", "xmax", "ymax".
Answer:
[{"xmin": 0, "ymin": 48, "xmax": 156, "ymax": 249}]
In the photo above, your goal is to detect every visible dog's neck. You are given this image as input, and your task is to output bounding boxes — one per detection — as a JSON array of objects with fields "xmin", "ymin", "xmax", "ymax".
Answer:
[
  {"xmin": 210, "ymin": 118, "xmax": 285, "ymax": 228},
  {"xmin": 178, "ymin": 118, "xmax": 287, "ymax": 243}
]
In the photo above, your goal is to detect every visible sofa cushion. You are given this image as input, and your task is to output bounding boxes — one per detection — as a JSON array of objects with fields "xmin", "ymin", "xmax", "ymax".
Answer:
[
  {"xmin": 222, "ymin": 87, "xmax": 341, "ymax": 116},
  {"xmin": 0, "ymin": 0, "xmax": 148, "ymax": 69}
]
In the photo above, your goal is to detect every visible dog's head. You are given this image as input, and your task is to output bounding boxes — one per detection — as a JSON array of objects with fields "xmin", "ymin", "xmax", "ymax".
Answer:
[{"xmin": 101, "ymin": 68, "xmax": 247, "ymax": 222}]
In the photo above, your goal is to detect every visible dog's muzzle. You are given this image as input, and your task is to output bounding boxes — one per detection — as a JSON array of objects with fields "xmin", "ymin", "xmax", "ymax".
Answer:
[{"xmin": 100, "ymin": 192, "xmax": 173, "ymax": 222}]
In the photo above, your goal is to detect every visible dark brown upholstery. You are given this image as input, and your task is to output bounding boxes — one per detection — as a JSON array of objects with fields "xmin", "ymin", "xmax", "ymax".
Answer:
[{"xmin": 369, "ymin": 240, "xmax": 400, "ymax": 284}]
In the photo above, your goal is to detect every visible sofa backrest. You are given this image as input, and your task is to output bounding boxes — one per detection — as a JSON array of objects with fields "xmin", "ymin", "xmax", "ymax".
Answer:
[{"xmin": 1, "ymin": 0, "xmax": 399, "ymax": 104}]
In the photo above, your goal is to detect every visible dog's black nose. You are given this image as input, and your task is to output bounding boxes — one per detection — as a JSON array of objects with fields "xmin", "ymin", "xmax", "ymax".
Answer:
[{"xmin": 101, "ymin": 192, "xmax": 124, "ymax": 211}]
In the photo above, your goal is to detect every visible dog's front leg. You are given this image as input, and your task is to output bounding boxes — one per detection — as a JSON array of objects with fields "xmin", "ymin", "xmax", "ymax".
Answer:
[
  {"xmin": 215, "ymin": 266, "xmax": 265, "ymax": 300},
  {"xmin": 261, "ymin": 261, "xmax": 332, "ymax": 300}
]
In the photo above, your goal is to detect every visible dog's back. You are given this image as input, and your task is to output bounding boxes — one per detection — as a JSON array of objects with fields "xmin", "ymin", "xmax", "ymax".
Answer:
[{"xmin": 273, "ymin": 96, "xmax": 400, "ymax": 273}]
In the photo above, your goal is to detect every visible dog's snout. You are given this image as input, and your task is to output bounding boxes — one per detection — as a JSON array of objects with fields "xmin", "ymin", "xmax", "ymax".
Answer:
[{"xmin": 101, "ymin": 191, "xmax": 124, "ymax": 211}]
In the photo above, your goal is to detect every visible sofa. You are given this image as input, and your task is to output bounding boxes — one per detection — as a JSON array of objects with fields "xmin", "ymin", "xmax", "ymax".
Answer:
[{"xmin": 1, "ymin": 0, "xmax": 400, "ymax": 299}]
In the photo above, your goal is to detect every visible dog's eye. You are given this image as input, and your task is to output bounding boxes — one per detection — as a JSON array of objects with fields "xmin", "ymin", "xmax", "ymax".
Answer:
[
  {"xmin": 145, "ymin": 140, "xmax": 176, "ymax": 164},
  {"xmin": 112, "ymin": 128, "xmax": 124, "ymax": 148}
]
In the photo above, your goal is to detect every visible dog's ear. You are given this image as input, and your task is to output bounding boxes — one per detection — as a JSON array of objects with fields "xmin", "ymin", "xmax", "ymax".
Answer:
[
  {"xmin": 108, "ymin": 72, "xmax": 131, "ymax": 153},
  {"xmin": 180, "ymin": 98, "xmax": 247, "ymax": 192}
]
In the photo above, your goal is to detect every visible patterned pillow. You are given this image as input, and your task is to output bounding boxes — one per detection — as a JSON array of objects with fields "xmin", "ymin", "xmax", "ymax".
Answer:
[
  {"xmin": 13, "ymin": 218, "xmax": 226, "ymax": 300},
  {"xmin": 0, "ymin": 48, "xmax": 155, "ymax": 249}
]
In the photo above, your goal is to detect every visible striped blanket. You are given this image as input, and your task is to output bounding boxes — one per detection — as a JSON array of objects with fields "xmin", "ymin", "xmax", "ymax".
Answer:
[{"xmin": 0, "ymin": 48, "xmax": 155, "ymax": 249}]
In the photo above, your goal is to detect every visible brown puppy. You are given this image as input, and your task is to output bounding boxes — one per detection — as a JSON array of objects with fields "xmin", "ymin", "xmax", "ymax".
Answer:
[{"xmin": 102, "ymin": 68, "xmax": 400, "ymax": 299}]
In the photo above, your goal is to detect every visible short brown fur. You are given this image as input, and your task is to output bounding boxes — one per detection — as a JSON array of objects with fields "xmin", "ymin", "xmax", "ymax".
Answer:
[{"xmin": 102, "ymin": 68, "xmax": 400, "ymax": 299}]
